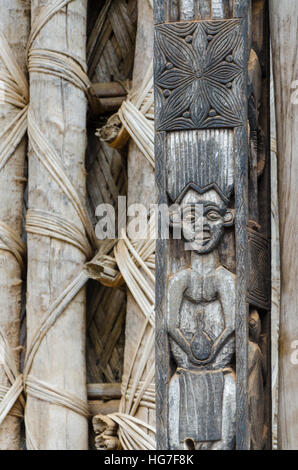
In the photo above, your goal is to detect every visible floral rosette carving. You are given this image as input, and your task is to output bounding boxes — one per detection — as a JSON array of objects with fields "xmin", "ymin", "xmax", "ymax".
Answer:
[{"xmin": 154, "ymin": 19, "xmax": 245, "ymax": 130}]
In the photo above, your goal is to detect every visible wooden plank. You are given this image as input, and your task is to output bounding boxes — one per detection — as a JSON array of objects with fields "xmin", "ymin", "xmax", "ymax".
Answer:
[
  {"xmin": 90, "ymin": 96, "xmax": 126, "ymax": 116},
  {"xmin": 234, "ymin": 0, "xmax": 250, "ymax": 17},
  {"xmin": 91, "ymin": 82, "xmax": 128, "ymax": 98},
  {"xmin": 211, "ymin": 0, "xmax": 234, "ymax": 18},
  {"xmin": 155, "ymin": 132, "xmax": 169, "ymax": 450},
  {"xmin": 87, "ymin": 383, "xmax": 121, "ymax": 400},
  {"xmin": 270, "ymin": 0, "xmax": 298, "ymax": 450},
  {"xmin": 88, "ymin": 399, "xmax": 120, "ymax": 416},
  {"xmin": 179, "ymin": 0, "xmax": 195, "ymax": 20},
  {"xmin": 195, "ymin": 0, "xmax": 212, "ymax": 20},
  {"xmin": 154, "ymin": 0, "xmax": 166, "ymax": 25},
  {"xmin": 235, "ymin": 124, "xmax": 250, "ymax": 450}
]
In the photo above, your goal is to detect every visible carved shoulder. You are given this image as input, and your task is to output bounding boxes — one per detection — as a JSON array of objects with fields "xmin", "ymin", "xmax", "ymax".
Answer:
[
  {"xmin": 167, "ymin": 268, "xmax": 191, "ymax": 330},
  {"xmin": 215, "ymin": 266, "xmax": 236, "ymax": 329},
  {"xmin": 168, "ymin": 268, "xmax": 191, "ymax": 292},
  {"xmin": 215, "ymin": 266, "xmax": 236, "ymax": 291}
]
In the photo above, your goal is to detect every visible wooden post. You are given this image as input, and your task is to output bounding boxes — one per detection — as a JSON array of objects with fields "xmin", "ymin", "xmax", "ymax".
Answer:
[
  {"xmin": 154, "ymin": 0, "xmax": 271, "ymax": 450},
  {"xmin": 270, "ymin": 0, "xmax": 298, "ymax": 450},
  {"xmin": 0, "ymin": 0, "xmax": 29, "ymax": 450},
  {"xmin": 119, "ymin": 0, "xmax": 156, "ymax": 447},
  {"xmin": 25, "ymin": 0, "xmax": 89, "ymax": 450}
]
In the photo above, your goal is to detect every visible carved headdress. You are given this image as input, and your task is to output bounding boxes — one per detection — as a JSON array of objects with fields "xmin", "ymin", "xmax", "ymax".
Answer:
[{"xmin": 166, "ymin": 130, "xmax": 235, "ymax": 204}]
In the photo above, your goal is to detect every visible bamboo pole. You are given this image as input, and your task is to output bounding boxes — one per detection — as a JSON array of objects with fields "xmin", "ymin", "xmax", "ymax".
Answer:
[
  {"xmin": 121, "ymin": 0, "xmax": 156, "ymax": 443},
  {"xmin": 0, "ymin": 0, "xmax": 29, "ymax": 450},
  {"xmin": 26, "ymin": 0, "xmax": 89, "ymax": 450},
  {"xmin": 270, "ymin": 0, "xmax": 298, "ymax": 450}
]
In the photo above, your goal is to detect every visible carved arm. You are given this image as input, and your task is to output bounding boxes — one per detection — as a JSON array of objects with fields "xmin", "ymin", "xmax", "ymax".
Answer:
[{"xmin": 167, "ymin": 269, "xmax": 192, "ymax": 357}]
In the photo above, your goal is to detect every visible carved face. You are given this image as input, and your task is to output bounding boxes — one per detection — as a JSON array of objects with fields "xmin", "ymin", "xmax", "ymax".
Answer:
[{"xmin": 170, "ymin": 189, "xmax": 234, "ymax": 254}]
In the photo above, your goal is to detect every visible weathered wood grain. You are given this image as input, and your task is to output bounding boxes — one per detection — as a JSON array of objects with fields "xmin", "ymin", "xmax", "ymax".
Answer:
[
  {"xmin": 91, "ymin": 82, "xmax": 128, "ymax": 98},
  {"xmin": 0, "ymin": 0, "xmax": 29, "ymax": 450},
  {"xmin": 121, "ymin": 0, "xmax": 156, "ymax": 446},
  {"xmin": 88, "ymin": 399, "xmax": 120, "ymax": 417},
  {"xmin": 87, "ymin": 383, "xmax": 121, "ymax": 400},
  {"xmin": 26, "ymin": 0, "xmax": 88, "ymax": 450},
  {"xmin": 270, "ymin": 0, "xmax": 298, "ymax": 450}
]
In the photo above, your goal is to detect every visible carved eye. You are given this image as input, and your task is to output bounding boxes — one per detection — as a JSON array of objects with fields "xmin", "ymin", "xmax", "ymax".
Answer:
[
  {"xmin": 184, "ymin": 213, "xmax": 195, "ymax": 223},
  {"xmin": 206, "ymin": 210, "xmax": 220, "ymax": 221}
]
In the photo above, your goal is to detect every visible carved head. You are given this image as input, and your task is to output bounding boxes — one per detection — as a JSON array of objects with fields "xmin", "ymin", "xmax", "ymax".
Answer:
[
  {"xmin": 170, "ymin": 188, "xmax": 234, "ymax": 254},
  {"xmin": 249, "ymin": 310, "xmax": 261, "ymax": 343}
]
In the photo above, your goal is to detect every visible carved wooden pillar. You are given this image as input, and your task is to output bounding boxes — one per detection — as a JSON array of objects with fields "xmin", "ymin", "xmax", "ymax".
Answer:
[{"xmin": 154, "ymin": 0, "xmax": 271, "ymax": 450}]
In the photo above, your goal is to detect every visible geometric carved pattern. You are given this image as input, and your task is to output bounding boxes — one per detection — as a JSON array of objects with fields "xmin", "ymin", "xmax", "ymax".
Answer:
[
  {"xmin": 155, "ymin": 20, "xmax": 245, "ymax": 131},
  {"xmin": 247, "ymin": 228, "xmax": 270, "ymax": 310}
]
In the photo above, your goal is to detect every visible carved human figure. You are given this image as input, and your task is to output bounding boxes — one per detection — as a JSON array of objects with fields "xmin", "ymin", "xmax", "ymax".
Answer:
[
  {"xmin": 248, "ymin": 310, "xmax": 266, "ymax": 450},
  {"xmin": 167, "ymin": 188, "xmax": 236, "ymax": 450}
]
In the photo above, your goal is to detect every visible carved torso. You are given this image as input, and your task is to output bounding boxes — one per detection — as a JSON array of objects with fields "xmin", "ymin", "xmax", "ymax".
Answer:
[{"xmin": 169, "ymin": 262, "xmax": 235, "ymax": 371}]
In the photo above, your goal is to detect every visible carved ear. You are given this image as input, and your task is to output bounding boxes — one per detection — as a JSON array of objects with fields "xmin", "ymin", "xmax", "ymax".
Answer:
[
  {"xmin": 168, "ymin": 206, "xmax": 181, "ymax": 228},
  {"xmin": 223, "ymin": 209, "xmax": 235, "ymax": 227}
]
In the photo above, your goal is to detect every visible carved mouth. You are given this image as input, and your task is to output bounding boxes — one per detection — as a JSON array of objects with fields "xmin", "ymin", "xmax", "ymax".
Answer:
[
  {"xmin": 194, "ymin": 230, "xmax": 211, "ymax": 246},
  {"xmin": 202, "ymin": 229, "xmax": 211, "ymax": 243}
]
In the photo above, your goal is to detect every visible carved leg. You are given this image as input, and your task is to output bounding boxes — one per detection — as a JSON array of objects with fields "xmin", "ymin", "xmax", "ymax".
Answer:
[
  {"xmin": 168, "ymin": 374, "xmax": 182, "ymax": 450},
  {"xmin": 169, "ymin": 370, "xmax": 236, "ymax": 450},
  {"xmin": 168, "ymin": 374, "xmax": 209, "ymax": 450},
  {"xmin": 211, "ymin": 371, "xmax": 236, "ymax": 450}
]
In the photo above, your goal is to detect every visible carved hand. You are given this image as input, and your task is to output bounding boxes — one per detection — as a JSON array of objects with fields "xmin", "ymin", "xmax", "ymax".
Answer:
[
  {"xmin": 168, "ymin": 328, "xmax": 193, "ymax": 358},
  {"xmin": 188, "ymin": 327, "xmax": 234, "ymax": 366}
]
